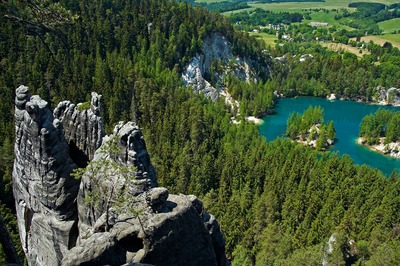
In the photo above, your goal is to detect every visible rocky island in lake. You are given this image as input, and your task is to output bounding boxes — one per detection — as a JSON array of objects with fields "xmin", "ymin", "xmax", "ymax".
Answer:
[{"xmin": 286, "ymin": 106, "xmax": 336, "ymax": 151}]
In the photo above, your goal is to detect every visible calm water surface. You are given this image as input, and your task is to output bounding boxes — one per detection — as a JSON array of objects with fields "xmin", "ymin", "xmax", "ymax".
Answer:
[{"xmin": 259, "ymin": 97, "xmax": 400, "ymax": 176}]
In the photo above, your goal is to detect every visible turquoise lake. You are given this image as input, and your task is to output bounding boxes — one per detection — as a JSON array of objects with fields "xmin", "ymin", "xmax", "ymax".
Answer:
[{"xmin": 259, "ymin": 97, "xmax": 400, "ymax": 177}]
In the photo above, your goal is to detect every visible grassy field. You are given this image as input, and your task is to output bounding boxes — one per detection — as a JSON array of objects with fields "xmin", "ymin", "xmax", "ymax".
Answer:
[
  {"xmin": 320, "ymin": 42, "xmax": 370, "ymax": 57},
  {"xmin": 250, "ymin": 1, "xmax": 352, "ymax": 13},
  {"xmin": 356, "ymin": 34, "xmax": 400, "ymax": 49},
  {"xmin": 249, "ymin": 0, "xmax": 399, "ymax": 13},
  {"xmin": 378, "ymin": 18, "xmax": 400, "ymax": 34},
  {"xmin": 309, "ymin": 11, "xmax": 338, "ymax": 25},
  {"xmin": 249, "ymin": 32, "xmax": 278, "ymax": 46},
  {"xmin": 198, "ymin": 0, "xmax": 399, "ymax": 13}
]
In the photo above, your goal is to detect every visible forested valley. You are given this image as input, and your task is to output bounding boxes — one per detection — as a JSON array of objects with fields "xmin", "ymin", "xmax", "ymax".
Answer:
[{"xmin": 1, "ymin": 0, "xmax": 400, "ymax": 265}]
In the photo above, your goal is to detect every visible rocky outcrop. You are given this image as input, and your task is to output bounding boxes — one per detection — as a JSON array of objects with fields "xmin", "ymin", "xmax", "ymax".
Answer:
[
  {"xmin": 77, "ymin": 122, "xmax": 157, "ymax": 240},
  {"xmin": 53, "ymin": 92, "xmax": 105, "ymax": 166},
  {"xmin": 182, "ymin": 32, "xmax": 255, "ymax": 101},
  {"xmin": 64, "ymin": 193, "xmax": 226, "ymax": 266},
  {"xmin": 13, "ymin": 86, "xmax": 228, "ymax": 266},
  {"xmin": 374, "ymin": 86, "xmax": 400, "ymax": 106},
  {"xmin": 13, "ymin": 85, "xmax": 80, "ymax": 266},
  {"xmin": 357, "ymin": 137, "xmax": 400, "ymax": 158},
  {"xmin": 72, "ymin": 122, "xmax": 226, "ymax": 265}
]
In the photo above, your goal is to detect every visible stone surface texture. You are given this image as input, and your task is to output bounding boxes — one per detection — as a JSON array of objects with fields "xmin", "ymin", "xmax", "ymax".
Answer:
[
  {"xmin": 13, "ymin": 85, "xmax": 79, "ymax": 266},
  {"xmin": 53, "ymin": 92, "xmax": 105, "ymax": 165},
  {"xmin": 13, "ymin": 86, "xmax": 228, "ymax": 266}
]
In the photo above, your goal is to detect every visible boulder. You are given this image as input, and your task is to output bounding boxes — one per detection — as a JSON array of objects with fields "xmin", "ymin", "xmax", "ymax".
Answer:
[{"xmin": 146, "ymin": 187, "xmax": 169, "ymax": 212}]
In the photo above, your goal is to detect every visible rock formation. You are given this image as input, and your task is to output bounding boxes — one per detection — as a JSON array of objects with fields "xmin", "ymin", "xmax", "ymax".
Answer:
[
  {"xmin": 13, "ymin": 86, "xmax": 228, "ymax": 266},
  {"xmin": 53, "ymin": 92, "xmax": 105, "ymax": 166},
  {"xmin": 374, "ymin": 86, "xmax": 400, "ymax": 106},
  {"xmin": 357, "ymin": 137, "xmax": 400, "ymax": 158},
  {"xmin": 182, "ymin": 32, "xmax": 255, "ymax": 101},
  {"xmin": 13, "ymin": 85, "xmax": 80, "ymax": 265}
]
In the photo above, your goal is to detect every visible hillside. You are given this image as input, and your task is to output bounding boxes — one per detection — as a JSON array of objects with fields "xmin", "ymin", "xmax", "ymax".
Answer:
[{"xmin": 1, "ymin": 0, "xmax": 400, "ymax": 265}]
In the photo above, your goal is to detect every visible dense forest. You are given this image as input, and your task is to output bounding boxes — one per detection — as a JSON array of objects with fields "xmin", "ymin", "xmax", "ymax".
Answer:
[
  {"xmin": 198, "ymin": 1, "xmax": 250, "ymax": 13},
  {"xmin": 1, "ymin": 0, "xmax": 400, "ymax": 265},
  {"xmin": 230, "ymin": 8, "xmax": 304, "ymax": 27}
]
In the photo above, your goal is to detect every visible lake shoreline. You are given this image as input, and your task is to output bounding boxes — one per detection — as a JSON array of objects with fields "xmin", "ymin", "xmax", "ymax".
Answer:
[
  {"xmin": 247, "ymin": 116, "xmax": 264, "ymax": 125},
  {"xmin": 262, "ymin": 95, "xmax": 400, "ymax": 122},
  {"xmin": 259, "ymin": 97, "xmax": 400, "ymax": 176},
  {"xmin": 357, "ymin": 137, "xmax": 400, "ymax": 159}
]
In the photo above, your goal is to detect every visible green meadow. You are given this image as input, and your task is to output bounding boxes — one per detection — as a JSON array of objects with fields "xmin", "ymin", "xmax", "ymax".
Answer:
[
  {"xmin": 378, "ymin": 18, "xmax": 400, "ymax": 34},
  {"xmin": 247, "ymin": 0, "xmax": 398, "ymax": 13},
  {"xmin": 309, "ymin": 11, "xmax": 338, "ymax": 24},
  {"xmin": 198, "ymin": 0, "xmax": 399, "ymax": 13},
  {"xmin": 359, "ymin": 34, "xmax": 400, "ymax": 49},
  {"xmin": 249, "ymin": 32, "xmax": 278, "ymax": 46}
]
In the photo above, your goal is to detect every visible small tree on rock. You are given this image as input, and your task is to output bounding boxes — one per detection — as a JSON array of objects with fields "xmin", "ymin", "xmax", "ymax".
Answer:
[{"xmin": 73, "ymin": 136, "xmax": 142, "ymax": 232}]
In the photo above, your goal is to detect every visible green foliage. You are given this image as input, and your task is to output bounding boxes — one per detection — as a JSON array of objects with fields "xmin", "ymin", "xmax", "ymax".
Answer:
[
  {"xmin": 359, "ymin": 109, "xmax": 399, "ymax": 144},
  {"xmin": 2, "ymin": 0, "xmax": 77, "ymax": 30},
  {"xmin": 327, "ymin": 120, "xmax": 336, "ymax": 140},
  {"xmin": 0, "ymin": 203, "xmax": 24, "ymax": 264},
  {"xmin": 76, "ymin": 101, "xmax": 90, "ymax": 111},
  {"xmin": 274, "ymin": 244, "xmax": 323, "ymax": 265},
  {"xmin": 230, "ymin": 8, "xmax": 304, "ymax": 28},
  {"xmin": 269, "ymin": 41, "xmax": 400, "ymax": 101},
  {"xmin": 315, "ymin": 125, "xmax": 327, "ymax": 151},
  {"xmin": 199, "ymin": 1, "xmax": 250, "ymax": 13},
  {"xmin": 385, "ymin": 112, "xmax": 400, "ymax": 143},
  {"xmin": 226, "ymin": 76, "xmax": 274, "ymax": 117},
  {"xmin": 286, "ymin": 112, "xmax": 302, "ymax": 139},
  {"xmin": 366, "ymin": 240, "xmax": 400, "ymax": 265}
]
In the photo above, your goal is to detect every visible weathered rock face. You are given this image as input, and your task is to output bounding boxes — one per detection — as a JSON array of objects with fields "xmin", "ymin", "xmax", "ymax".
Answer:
[
  {"xmin": 182, "ymin": 32, "xmax": 255, "ymax": 101},
  {"xmin": 73, "ymin": 122, "xmax": 227, "ymax": 265},
  {"xmin": 13, "ymin": 86, "xmax": 228, "ymax": 266},
  {"xmin": 13, "ymin": 85, "xmax": 80, "ymax": 265},
  {"xmin": 53, "ymin": 92, "xmax": 105, "ymax": 166},
  {"xmin": 77, "ymin": 122, "xmax": 158, "ymax": 240},
  {"xmin": 64, "ymin": 193, "xmax": 226, "ymax": 266},
  {"xmin": 374, "ymin": 86, "xmax": 400, "ymax": 106}
]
